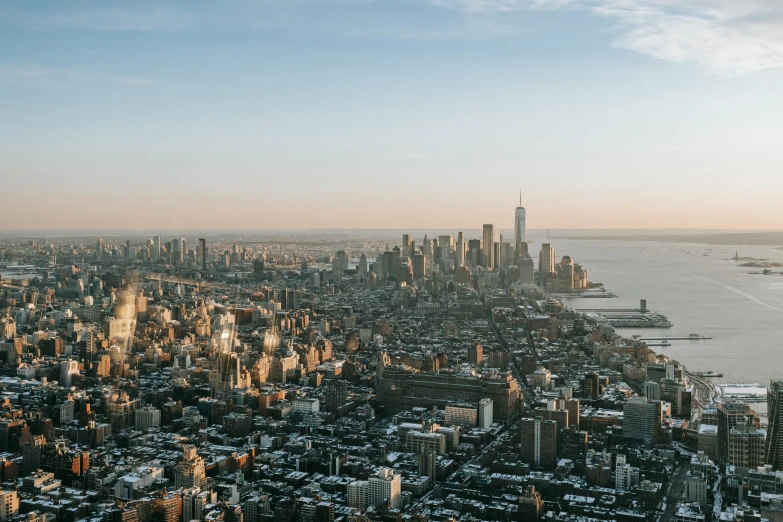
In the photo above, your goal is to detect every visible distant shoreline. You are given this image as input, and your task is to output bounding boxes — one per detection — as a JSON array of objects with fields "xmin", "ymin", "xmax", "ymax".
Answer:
[{"xmin": 553, "ymin": 232, "xmax": 783, "ymax": 246}]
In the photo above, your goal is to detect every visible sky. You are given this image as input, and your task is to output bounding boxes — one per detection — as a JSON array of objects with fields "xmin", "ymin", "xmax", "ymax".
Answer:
[{"xmin": 2, "ymin": 0, "xmax": 783, "ymax": 232}]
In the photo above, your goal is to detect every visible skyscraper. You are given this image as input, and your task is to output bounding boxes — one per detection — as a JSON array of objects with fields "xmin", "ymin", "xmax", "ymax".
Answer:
[
  {"xmin": 520, "ymin": 418, "xmax": 558, "ymax": 470},
  {"xmin": 153, "ymin": 235, "xmax": 161, "ymax": 260},
  {"xmin": 539, "ymin": 243, "xmax": 556, "ymax": 281},
  {"xmin": 515, "ymin": 191, "xmax": 527, "ymax": 258},
  {"xmin": 171, "ymin": 238, "xmax": 180, "ymax": 264},
  {"xmin": 174, "ymin": 445, "xmax": 206, "ymax": 488},
  {"xmin": 767, "ymin": 380, "xmax": 783, "ymax": 470},
  {"xmin": 623, "ymin": 396, "xmax": 662, "ymax": 443},
  {"xmin": 456, "ymin": 232, "xmax": 466, "ymax": 267},
  {"xmin": 482, "ymin": 224, "xmax": 494, "ymax": 269},
  {"xmin": 199, "ymin": 238, "xmax": 207, "ymax": 272},
  {"xmin": 717, "ymin": 401, "xmax": 758, "ymax": 465}
]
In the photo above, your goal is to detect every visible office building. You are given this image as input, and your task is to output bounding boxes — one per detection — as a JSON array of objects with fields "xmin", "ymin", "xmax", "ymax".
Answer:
[
  {"xmin": 418, "ymin": 451, "xmax": 437, "ymax": 487},
  {"xmin": 135, "ymin": 406, "xmax": 161, "ymax": 431},
  {"xmin": 173, "ymin": 445, "xmax": 206, "ymax": 488},
  {"xmin": 520, "ymin": 418, "xmax": 558, "ymax": 470},
  {"xmin": 539, "ymin": 243, "xmax": 556, "ymax": 281},
  {"xmin": 369, "ymin": 468, "xmax": 402, "ymax": 509},
  {"xmin": 478, "ymin": 398, "xmax": 494, "ymax": 428},
  {"xmin": 445, "ymin": 405, "xmax": 478, "ymax": 427},
  {"xmin": 377, "ymin": 368, "xmax": 520, "ymax": 421},
  {"xmin": 456, "ymin": 232, "xmax": 466, "ymax": 266},
  {"xmin": 718, "ymin": 401, "xmax": 758, "ymax": 465},
  {"xmin": 518, "ymin": 257, "xmax": 535, "ymax": 284},
  {"xmin": 644, "ymin": 381, "xmax": 660, "ymax": 401},
  {"xmin": 438, "ymin": 235, "xmax": 454, "ymax": 264},
  {"xmin": 726, "ymin": 422, "xmax": 766, "ymax": 469},
  {"xmin": 199, "ymin": 238, "xmax": 207, "ymax": 272},
  {"xmin": 152, "ymin": 235, "xmax": 161, "ymax": 259},
  {"xmin": 482, "ymin": 224, "xmax": 494, "ymax": 268},
  {"xmin": 519, "ymin": 486, "xmax": 544, "ymax": 521},
  {"xmin": 766, "ymin": 380, "xmax": 783, "ymax": 470},
  {"xmin": 615, "ymin": 454, "xmax": 640, "ymax": 490},
  {"xmin": 468, "ymin": 342, "xmax": 484, "ymax": 366},
  {"xmin": 348, "ymin": 469, "xmax": 402, "ymax": 510},
  {"xmin": 325, "ymin": 380, "xmax": 347, "ymax": 413},
  {"xmin": 623, "ymin": 396, "xmax": 662, "ymax": 443},
  {"xmin": 412, "ymin": 253, "xmax": 425, "ymax": 279},
  {"xmin": 514, "ymin": 192, "xmax": 527, "ymax": 258}
]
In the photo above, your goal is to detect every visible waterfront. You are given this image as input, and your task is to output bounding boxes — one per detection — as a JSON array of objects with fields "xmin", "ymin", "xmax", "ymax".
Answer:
[{"xmin": 540, "ymin": 235, "xmax": 783, "ymax": 387}]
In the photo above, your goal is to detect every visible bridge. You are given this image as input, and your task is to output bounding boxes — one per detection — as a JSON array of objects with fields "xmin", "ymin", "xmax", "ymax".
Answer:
[{"xmin": 142, "ymin": 273, "xmax": 235, "ymax": 290}]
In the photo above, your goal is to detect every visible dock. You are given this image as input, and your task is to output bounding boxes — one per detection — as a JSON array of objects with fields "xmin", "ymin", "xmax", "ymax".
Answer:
[
  {"xmin": 578, "ymin": 308, "xmax": 672, "ymax": 328},
  {"xmin": 639, "ymin": 336, "xmax": 712, "ymax": 341}
]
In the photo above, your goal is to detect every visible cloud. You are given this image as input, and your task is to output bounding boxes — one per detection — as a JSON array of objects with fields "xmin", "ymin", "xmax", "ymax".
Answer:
[
  {"xmin": 425, "ymin": 0, "xmax": 783, "ymax": 75},
  {"xmin": 0, "ymin": 63, "xmax": 159, "ymax": 85}
]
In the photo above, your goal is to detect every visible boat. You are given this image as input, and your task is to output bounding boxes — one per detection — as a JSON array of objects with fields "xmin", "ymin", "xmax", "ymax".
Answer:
[{"xmin": 694, "ymin": 371, "xmax": 723, "ymax": 378}]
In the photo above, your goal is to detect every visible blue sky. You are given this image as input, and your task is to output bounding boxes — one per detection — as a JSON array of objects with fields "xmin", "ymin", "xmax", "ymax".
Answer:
[{"xmin": 2, "ymin": 0, "xmax": 783, "ymax": 231}]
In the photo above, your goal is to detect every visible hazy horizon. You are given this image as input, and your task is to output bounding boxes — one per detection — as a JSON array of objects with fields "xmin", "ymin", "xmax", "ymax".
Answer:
[{"xmin": 1, "ymin": 228, "xmax": 782, "ymax": 238}]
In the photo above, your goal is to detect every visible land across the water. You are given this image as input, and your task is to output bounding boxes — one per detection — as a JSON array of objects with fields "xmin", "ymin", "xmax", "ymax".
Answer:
[{"xmin": 554, "ymin": 231, "xmax": 783, "ymax": 246}]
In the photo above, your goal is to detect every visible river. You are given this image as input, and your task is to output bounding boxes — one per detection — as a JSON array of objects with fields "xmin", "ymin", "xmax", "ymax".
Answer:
[{"xmin": 532, "ymin": 235, "xmax": 783, "ymax": 388}]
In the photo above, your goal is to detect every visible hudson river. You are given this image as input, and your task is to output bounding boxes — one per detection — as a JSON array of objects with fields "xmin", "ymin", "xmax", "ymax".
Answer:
[{"xmin": 536, "ymin": 235, "xmax": 783, "ymax": 387}]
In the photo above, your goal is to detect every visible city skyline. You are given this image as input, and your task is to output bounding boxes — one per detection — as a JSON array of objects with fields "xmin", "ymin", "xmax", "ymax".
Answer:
[{"xmin": 3, "ymin": 1, "xmax": 783, "ymax": 231}]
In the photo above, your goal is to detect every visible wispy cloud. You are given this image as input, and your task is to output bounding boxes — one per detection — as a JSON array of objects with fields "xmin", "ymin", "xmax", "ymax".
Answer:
[
  {"xmin": 0, "ymin": 63, "xmax": 159, "ymax": 86},
  {"xmin": 4, "ymin": 0, "xmax": 783, "ymax": 75},
  {"xmin": 425, "ymin": 0, "xmax": 783, "ymax": 75}
]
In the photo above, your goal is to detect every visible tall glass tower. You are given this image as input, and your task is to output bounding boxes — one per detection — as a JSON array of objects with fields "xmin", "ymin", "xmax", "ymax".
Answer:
[{"xmin": 515, "ymin": 190, "xmax": 527, "ymax": 258}]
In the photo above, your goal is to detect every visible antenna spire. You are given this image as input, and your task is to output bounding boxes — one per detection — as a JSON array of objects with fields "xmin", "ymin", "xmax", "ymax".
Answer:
[{"xmin": 519, "ymin": 189, "xmax": 522, "ymax": 207}]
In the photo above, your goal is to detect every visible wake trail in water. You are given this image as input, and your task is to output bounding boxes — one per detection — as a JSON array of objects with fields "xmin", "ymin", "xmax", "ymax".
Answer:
[{"xmin": 685, "ymin": 273, "xmax": 783, "ymax": 314}]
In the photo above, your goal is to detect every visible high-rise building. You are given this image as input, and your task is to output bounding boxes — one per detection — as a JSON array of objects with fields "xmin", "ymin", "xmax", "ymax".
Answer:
[
  {"xmin": 348, "ymin": 468, "xmax": 402, "ymax": 510},
  {"xmin": 173, "ymin": 445, "xmax": 206, "ymax": 488},
  {"xmin": 482, "ymin": 224, "xmax": 494, "ymax": 268},
  {"xmin": 615, "ymin": 454, "xmax": 640, "ymax": 490},
  {"xmin": 96, "ymin": 238, "xmax": 103, "ymax": 257},
  {"xmin": 152, "ymin": 235, "xmax": 161, "ymax": 259},
  {"xmin": 412, "ymin": 253, "xmax": 425, "ymax": 279},
  {"xmin": 520, "ymin": 418, "xmax": 558, "ymax": 470},
  {"xmin": 539, "ymin": 243, "xmax": 556, "ymax": 281},
  {"xmin": 468, "ymin": 343, "xmax": 484, "ymax": 366},
  {"xmin": 718, "ymin": 401, "xmax": 758, "ymax": 465},
  {"xmin": 727, "ymin": 422, "xmax": 766, "ymax": 469},
  {"xmin": 623, "ymin": 396, "xmax": 662, "ymax": 443},
  {"xmin": 402, "ymin": 234, "xmax": 410, "ymax": 253},
  {"xmin": 518, "ymin": 257, "xmax": 535, "ymax": 284},
  {"xmin": 456, "ymin": 232, "xmax": 466, "ymax": 267},
  {"xmin": 418, "ymin": 451, "xmax": 437, "ymax": 488},
  {"xmin": 478, "ymin": 398, "xmax": 494, "ymax": 428},
  {"xmin": 514, "ymin": 192, "xmax": 527, "ymax": 258},
  {"xmin": 519, "ymin": 486, "xmax": 544, "ymax": 521},
  {"xmin": 766, "ymin": 380, "xmax": 783, "ymax": 470},
  {"xmin": 368, "ymin": 468, "xmax": 402, "ymax": 509},
  {"xmin": 438, "ymin": 235, "xmax": 454, "ymax": 264},
  {"xmin": 325, "ymin": 380, "xmax": 347, "ymax": 413},
  {"xmin": 467, "ymin": 239, "xmax": 482, "ymax": 267},
  {"xmin": 359, "ymin": 254, "xmax": 368, "ymax": 277},
  {"xmin": 199, "ymin": 238, "xmax": 207, "ymax": 272},
  {"xmin": 135, "ymin": 406, "xmax": 161, "ymax": 431}
]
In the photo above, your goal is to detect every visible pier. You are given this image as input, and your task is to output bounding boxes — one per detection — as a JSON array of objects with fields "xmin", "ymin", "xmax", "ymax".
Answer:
[{"xmin": 639, "ymin": 336, "xmax": 712, "ymax": 341}]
